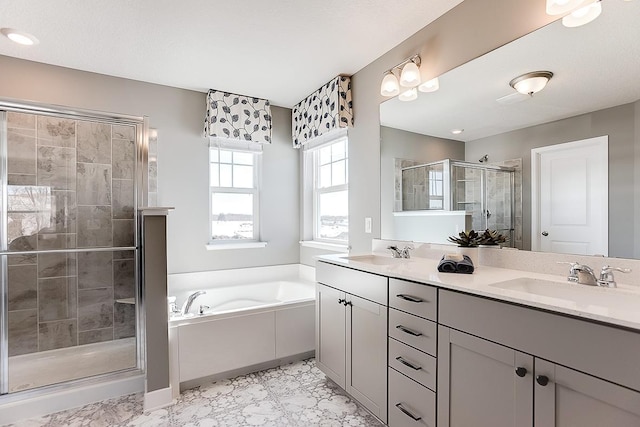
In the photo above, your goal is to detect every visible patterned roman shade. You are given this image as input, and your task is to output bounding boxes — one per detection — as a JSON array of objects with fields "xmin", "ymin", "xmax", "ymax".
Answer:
[
  {"xmin": 204, "ymin": 90, "xmax": 272, "ymax": 143},
  {"xmin": 292, "ymin": 76, "xmax": 353, "ymax": 148}
]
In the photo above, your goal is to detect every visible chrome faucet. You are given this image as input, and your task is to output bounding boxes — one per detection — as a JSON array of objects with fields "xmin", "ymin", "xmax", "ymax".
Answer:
[
  {"xmin": 573, "ymin": 264, "xmax": 598, "ymax": 286},
  {"xmin": 560, "ymin": 262, "xmax": 631, "ymax": 288},
  {"xmin": 181, "ymin": 290, "xmax": 207, "ymax": 315},
  {"xmin": 387, "ymin": 245, "xmax": 413, "ymax": 259},
  {"xmin": 598, "ymin": 265, "xmax": 631, "ymax": 288}
]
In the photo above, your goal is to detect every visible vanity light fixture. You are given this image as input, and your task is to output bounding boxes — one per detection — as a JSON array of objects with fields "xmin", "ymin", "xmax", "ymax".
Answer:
[
  {"xmin": 0, "ymin": 28, "xmax": 39, "ymax": 46},
  {"xmin": 399, "ymin": 57, "xmax": 421, "ymax": 88},
  {"xmin": 380, "ymin": 54, "xmax": 422, "ymax": 97},
  {"xmin": 509, "ymin": 71, "xmax": 554, "ymax": 96},
  {"xmin": 380, "ymin": 71, "xmax": 400, "ymax": 97},
  {"xmin": 546, "ymin": 0, "xmax": 589, "ymax": 15},
  {"xmin": 418, "ymin": 77, "xmax": 440, "ymax": 93},
  {"xmin": 398, "ymin": 88, "xmax": 418, "ymax": 102},
  {"xmin": 562, "ymin": 0, "xmax": 602, "ymax": 27}
]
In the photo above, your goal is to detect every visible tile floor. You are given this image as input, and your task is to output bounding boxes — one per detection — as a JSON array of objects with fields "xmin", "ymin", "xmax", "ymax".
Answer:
[{"xmin": 8, "ymin": 359, "xmax": 383, "ymax": 427}]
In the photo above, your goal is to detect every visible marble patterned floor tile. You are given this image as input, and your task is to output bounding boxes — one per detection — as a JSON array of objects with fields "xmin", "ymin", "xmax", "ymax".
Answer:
[{"xmin": 9, "ymin": 359, "xmax": 382, "ymax": 427}]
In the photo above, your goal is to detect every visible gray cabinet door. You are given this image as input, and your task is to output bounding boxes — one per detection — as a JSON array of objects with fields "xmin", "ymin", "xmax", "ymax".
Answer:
[
  {"xmin": 315, "ymin": 283, "xmax": 346, "ymax": 388},
  {"xmin": 438, "ymin": 326, "xmax": 533, "ymax": 427},
  {"xmin": 346, "ymin": 293, "xmax": 388, "ymax": 423},
  {"xmin": 535, "ymin": 359, "xmax": 640, "ymax": 427}
]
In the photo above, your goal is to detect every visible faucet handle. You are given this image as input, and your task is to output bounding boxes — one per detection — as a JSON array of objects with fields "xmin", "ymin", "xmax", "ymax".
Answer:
[
  {"xmin": 598, "ymin": 265, "xmax": 631, "ymax": 288},
  {"xmin": 557, "ymin": 261, "xmax": 579, "ymax": 281},
  {"xmin": 600, "ymin": 265, "xmax": 632, "ymax": 275}
]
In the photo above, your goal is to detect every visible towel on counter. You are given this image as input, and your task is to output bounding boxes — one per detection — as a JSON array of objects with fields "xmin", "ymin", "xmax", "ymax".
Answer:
[{"xmin": 437, "ymin": 255, "xmax": 475, "ymax": 274}]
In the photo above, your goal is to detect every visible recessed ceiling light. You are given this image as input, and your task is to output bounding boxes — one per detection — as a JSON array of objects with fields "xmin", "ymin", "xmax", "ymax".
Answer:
[
  {"xmin": 1, "ymin": 28, "xmax": 39, "ymax": 46},
  {"xmin": 451, "ymin": 129, "xmax": 464, "ymax": 135}
]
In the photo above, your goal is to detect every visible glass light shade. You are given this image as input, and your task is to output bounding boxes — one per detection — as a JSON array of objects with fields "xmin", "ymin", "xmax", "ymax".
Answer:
[
  {"xmin": 418, "ymin": 77, "xmax": 440, "ymax": 93},
  {"xmin": 509, "ymin": 71, "xmax": 553, "ymax": 95},
  {"xmin": 0, "ymin": 28, "xmax": 38, "ymax": 45},
  {"xmin": 562, "ymin": 1, "xmax": 602, "ymax": 27},
  {"xmin": 399, "ymin": 61, "xmax": 421, "ymax": 87},
  {"xmin": 546, "ymin": 0, "xmax": 587, "ymax": 15},
  {"xmin": 380, "ymin": 72, "xmax": 400, "ymax": 97},
  {"xmin": 398, "ymin": 88, "xmax": 418, "ymax": 102}
]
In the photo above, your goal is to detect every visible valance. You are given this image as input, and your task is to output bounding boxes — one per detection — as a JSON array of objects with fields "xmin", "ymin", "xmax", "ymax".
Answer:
[
  {"xmin": 292, "ymin": 76, "xmax": 353, "ymax": 148},
  {"xmin": 204, "ymin": 90, "xmax": 272, "ymax": 143}
]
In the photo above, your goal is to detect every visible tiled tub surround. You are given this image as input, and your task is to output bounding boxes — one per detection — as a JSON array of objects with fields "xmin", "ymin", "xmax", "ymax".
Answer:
[{"xmin": 5, "ymin": 112, "xmax": 137, "ymax": 390}]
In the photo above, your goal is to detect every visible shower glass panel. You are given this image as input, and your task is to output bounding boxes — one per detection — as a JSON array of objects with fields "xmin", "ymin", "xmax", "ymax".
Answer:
[
  {"xmin": 484, "ymin": 169, "xmax": 513, "ymax": 238},
  {"xmin": 1, "ymin": 108, "xmax": 141, "ymax": 394}
]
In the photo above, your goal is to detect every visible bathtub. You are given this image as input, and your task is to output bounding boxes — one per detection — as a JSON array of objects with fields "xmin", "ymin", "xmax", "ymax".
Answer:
[{"xmin": 168, "ymin": 265, "xmax": 316, "ymax": 391}]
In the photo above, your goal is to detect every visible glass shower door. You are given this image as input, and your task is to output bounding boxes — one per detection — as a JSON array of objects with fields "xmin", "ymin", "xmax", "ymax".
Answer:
[
  {"xmin": 1, "ymin": 109, "xmax": 140, "ymax": 394},
  {"xmin": 484, "ymin": 169, "xmax": 514, "ymax": 245}
]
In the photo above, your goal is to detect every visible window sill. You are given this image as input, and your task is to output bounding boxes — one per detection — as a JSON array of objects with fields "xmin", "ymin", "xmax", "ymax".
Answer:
[
  {"xmin": 299, "ymin": 240, "xmax": 349, "ymax": 252},
  {"xmin": 206, "ymin": 242, "xmax": 268, "ymax": 250}
]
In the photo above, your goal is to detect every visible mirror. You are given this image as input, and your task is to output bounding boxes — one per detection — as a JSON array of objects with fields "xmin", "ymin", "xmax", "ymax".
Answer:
[{"xmin": 380, "ymin": 0, "xmax": 640, "ymax": 259}]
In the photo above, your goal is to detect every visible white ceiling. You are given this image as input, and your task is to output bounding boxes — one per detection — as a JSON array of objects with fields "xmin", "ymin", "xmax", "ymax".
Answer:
[
  {"xmin": 0, "ymin": 0, "xmax": 462, "ymax": 107},
  {"xmin": 380, "ymin": 0, "xmax": 640, "ymax": 142}
]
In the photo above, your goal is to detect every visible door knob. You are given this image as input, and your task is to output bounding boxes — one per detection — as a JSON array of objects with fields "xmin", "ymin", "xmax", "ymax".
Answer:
[
  {"xmin": 536, "ymin": 375, "xmax": 549, "ymax": 386},
  {"xmin": 541, "ymin": 231, "xmax": 549, "ymax": 236},
  {"xmin": 515, "ymin": 367, "xmax": 527, "ymax": 377}
]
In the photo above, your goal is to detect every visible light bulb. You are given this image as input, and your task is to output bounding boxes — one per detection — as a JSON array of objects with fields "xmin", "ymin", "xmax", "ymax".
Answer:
[
  {"xmin": 398, "ymin": 88, "xmax": 418, "ymax": 102},
  {"xmin": 418, "ymin": 77, "xmax": 440, "ymax": 93},
  {"xmin": 399, "ymin": 61, "xmax": 421, "ymax": 88},
  {"xmin": 380, "ymin": 72, "xmax": 400, "ymax": 97},
  {"xmin": 562, "ymin": 1, "xmax": 602, "ymax": 27}
]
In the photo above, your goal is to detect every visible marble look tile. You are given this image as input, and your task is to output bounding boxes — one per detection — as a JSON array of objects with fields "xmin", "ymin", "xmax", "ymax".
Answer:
[
  {"xmin": 38, "ymin": 319, "xmax": 78, "ymax": 351},
  {"xmin": 113, "ymin": 219, "xmax": 134, "ymax": 247},
  {"xmin": 77, "ymin": 206, "xmax": 113, "ymax": 247},
  {"xmin": 77, "ymin": 162, "xmax": 112, "ymax": 206},
  {"xmin": 8, "ymin": 173, "xmax": 37, "ymax": 186},
  {"xmin": 8, "ymin": 264, "xmax": 37, "ymax": 311},
  {"xmin": 37, "ymin": 252, "xmax": 77, "ymax": 278},
  {"xmin": 148, "ymin": 160, "xmax": 157, "ymax": 192},
  {"xmin": 37, "ymin": 146, "xmax": 76, "ymax": 190},
  {"xmin": 8, "ymin": 253, "xmax": 37, "ymax": 266},
  {"xmin": 37, "ymin": 233, "xmax": 75, "ymax": 250},
  {"xmin": 7, "ymin": 215, "xmax": 37, "ymax": 251},
  {"xmin": 114, "ymin": 259, "xmax": 135, "ymax": 299},
  {"xmin": 113, "ymin": 179, "xmax": 134, "ymax": 219},
  {"xmin": 112, "ymin": 138, "xmax": 135, "ymax": 179},
  {"xmin": 8, "ymin": 309, "xmax": 38, "ymax": 356},
  {"xmin": 8, "ymin": 128, "xmax": 37, "ymax": 175},
  {"xmin": 78, "ymin": 251, "xmax": 113, "ymax": 289},
  {"xmin": 79, "ymin": 327, "xmax": 114, "ymax": 345},
  {"xmin": 114, "ymin": 303, "xmax": 136, "ymax": 339},
  {"xmin": 78, "ymin": 288, "xmax": 114, "ymax": 331},
  {"xmin": 37, "ymin": 190, "xmax": 77, "ymax": 234},
  {"xmin": 37, "ymin": 116, "xmax": 76, "ymax": 148},
  {"xmin": 148, "ymin": 133, "xmax": 158, "ymax": 155},
  {"xmin": 77, "ymin": 121, "xmax": 111, "ymax": 164},
  {"xmin": 113, "ymin": 124, "xmax": 135, "ymax": 141},
  {"xmin": 38, "ymin": 277, "xmax": 77, "ymax": 322},
  {"xmin": 7, "ymin": 111, "xmax": 36, "ymax": 129},
  {"xmin": 113, "ymin": 250, "xmax": 135, "ymax": 260}
]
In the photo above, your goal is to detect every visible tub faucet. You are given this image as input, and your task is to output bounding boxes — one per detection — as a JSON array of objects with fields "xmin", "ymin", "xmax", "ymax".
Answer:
[{"xmin": 182, "ymin": 291, "xmax": 207, "ymax": 315}]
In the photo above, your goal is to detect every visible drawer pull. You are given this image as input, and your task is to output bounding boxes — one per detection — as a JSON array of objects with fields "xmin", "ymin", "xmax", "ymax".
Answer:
[
  {"xmin": 395, "ymin": 356, "xmax": 422, "ymax": 371},
  {"xmin": 395, "ymin": 325, "xmax": 423, "ymax": 337},
  {"xmin": 395, "ymin": 403, "xmax": 422, "ymax": 421},
  {"xmin": 396, "ymin": 294, "xmax": 424, "ymax": 303}
]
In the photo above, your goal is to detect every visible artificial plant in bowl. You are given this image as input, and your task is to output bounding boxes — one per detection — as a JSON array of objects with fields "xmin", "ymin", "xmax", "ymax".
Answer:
[{"xmin": 447, "ymin": 230, "xmax": 481, "ymax": 247}]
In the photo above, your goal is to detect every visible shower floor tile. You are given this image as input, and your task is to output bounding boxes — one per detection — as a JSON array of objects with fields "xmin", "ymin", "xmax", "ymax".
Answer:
[{"xmin": 7, "ymin": 358, "xmax": 383, "ymax": 427}]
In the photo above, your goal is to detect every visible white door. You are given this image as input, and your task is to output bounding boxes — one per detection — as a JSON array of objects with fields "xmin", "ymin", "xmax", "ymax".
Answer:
[{"xmin": 531, "ymin": 136, "xmax": 608, "ymax": 255}]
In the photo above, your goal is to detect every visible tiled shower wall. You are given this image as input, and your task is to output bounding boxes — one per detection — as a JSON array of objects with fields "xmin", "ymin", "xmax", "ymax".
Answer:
[{"xmin": 6, "ymin": 112, "xmax": 136, "ymax": 356}]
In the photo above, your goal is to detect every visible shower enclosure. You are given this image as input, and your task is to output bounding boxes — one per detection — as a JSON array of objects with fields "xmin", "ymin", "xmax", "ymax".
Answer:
[
  {"xmin": 0, "ymin": 100, "xmax": 147, "ymax": 396},
  {"xmin": 401, "ymin": 159, "xmax": 515, "ymax": 244}
]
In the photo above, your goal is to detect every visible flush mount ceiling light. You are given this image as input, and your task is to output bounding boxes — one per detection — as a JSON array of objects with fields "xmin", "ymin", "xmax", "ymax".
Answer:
[
  {"xmin": 509, "ymin": 71, "xmax": 554, "ymax": 96},
  {"xmin": 0, "ymin": 28, "xmax": 39, "ymax": 46},
  {"xmin": 546, "ymin": 0, "xmax": 588, "ymax": 15},
  {"xmin": 380, "ymin": 71, "xmax": 400, "ymax": 97},
  {"xmin": 418, "ymin": 77, "xmax": 440, "ymax": 93},
  {"xmin": 398, "ymin": 88, "xmax": 418, "ymax": 102},
  {"xmin": 562, "ymin": 0, "xmax": 602, "ymax": 27}
]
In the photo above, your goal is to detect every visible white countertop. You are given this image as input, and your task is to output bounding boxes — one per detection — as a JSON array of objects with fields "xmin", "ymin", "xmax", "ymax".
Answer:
[{"xmin": 317, "ymin": 254, "xmax": 640, "ymax": 331}]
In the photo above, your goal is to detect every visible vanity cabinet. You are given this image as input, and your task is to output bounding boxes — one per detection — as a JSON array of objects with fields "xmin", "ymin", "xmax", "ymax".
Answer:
[
  {"xmin": 438, "ymin": 290, "xmax": 640, "ymax": 427},
  {"xmin": 316, "ymin": 262, "xmax": 388, "ymax": 422}
]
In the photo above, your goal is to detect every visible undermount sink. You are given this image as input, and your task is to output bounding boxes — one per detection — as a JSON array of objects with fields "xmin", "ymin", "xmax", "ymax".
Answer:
[
  {"xmin": 342, "ymin": 254, "xmax": 414, "ymax": 265},
  {"xmin": 489, "ymin": 277, "xmax": 640, "ymax": 314}
]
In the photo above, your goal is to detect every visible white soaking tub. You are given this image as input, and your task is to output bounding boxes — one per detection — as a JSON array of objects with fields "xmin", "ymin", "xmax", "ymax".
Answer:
[{"xmin": 168, "ymin": 265, "xmax": 316, "ymax": 391}]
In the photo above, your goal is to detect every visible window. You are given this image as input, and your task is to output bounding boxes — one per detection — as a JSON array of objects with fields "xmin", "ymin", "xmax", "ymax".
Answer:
[
  {"xmin": 209, "ymin": 146, "xmax": 260, "ymax": 243},
  {"xmin": 311, "ymin": 136, "xmax": 348, "ymax": 243}
]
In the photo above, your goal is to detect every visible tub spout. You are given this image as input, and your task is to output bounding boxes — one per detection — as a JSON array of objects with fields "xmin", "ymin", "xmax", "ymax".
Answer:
[{"xmin": 182, "ymin": 291, "xmax": 207, "ymax": 315}]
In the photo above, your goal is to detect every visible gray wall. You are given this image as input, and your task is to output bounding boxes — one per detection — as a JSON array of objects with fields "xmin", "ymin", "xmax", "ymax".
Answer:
[
  {"xmin": 465, "ymin": 101, "xmax": 639, "ymax": 258},
  {"xmin": 380, "ymin": 126, "xmax": 465, "ymax": 240},
  {"xmin": 0, "ymin": 55, "xmax": 300, "ymax": 274},
  {"xmin": 348, "ymin": 0, "xmax": 556, "ymax": 254}
]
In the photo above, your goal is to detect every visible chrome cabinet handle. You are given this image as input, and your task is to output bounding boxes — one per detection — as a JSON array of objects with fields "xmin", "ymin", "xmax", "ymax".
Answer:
[
  {"xmin": 396, "ymin": 294, "xmax": 424, "ymax": 303},
  {"xmin": 395, "ymin": 356, "xmax": 422, "ymax": 371},
  {"xmin": 395, "ymin": 325, "xmax": 423, "ymax": 337},
  {"xmin": 395, "ymin": 403, "xmax": 422, "ymax": 421}
]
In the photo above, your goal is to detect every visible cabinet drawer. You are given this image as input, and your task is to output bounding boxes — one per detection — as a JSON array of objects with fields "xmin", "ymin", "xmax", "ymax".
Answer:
[
  {"xmin": 389, "ymin": 278, "xmax": 437, "ymax": 320},
  {"xmin": 388, "ymin": 308, "xmax": 437, "ymax": 356},
  {"xmin": 389, "ymin": 338, "xmax": 436, "ymax": 391},
  {"xmin": 316, "ymin": 261, "xmax": 387, "ymax": 305},
  {"xmin": 388, "ymin": 367, "xmax": 435, "ymax": 427}
]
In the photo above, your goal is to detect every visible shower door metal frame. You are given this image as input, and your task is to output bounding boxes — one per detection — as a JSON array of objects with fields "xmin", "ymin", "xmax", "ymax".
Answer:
[{"xmin": 0, "ymin": 98, "xmax": 147, "ymax": 398}]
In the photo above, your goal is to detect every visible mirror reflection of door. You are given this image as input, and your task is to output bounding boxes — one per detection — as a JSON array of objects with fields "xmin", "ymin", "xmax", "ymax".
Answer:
[{"xmin": 531, "ymin": 136, "xmax": 608, "ymax": 255}]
